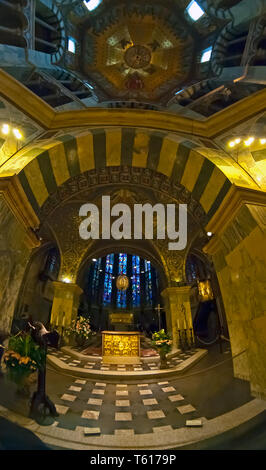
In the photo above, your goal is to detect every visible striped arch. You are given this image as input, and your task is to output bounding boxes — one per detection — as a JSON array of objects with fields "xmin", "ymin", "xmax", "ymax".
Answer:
[{"xmin": 16, "ymin": 128, "xmax": 233, "ymax": 225}]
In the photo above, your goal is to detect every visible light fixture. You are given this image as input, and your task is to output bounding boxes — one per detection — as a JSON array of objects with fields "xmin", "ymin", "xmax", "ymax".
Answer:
[
  {"xmin": 244, "ymin": 137, "xmax": 254, "ymax": 147},
  {"xmin": 200, "ymin": 46, "xmax": 212, "ymax": 63},
  {"xmin": 68, "ymin": 37, "xmax": 76, "ymax": 54},
  {"xmin": 186, "ymin": 1, "xmax": 205, "ymax": 21},
  {"xmin": 1, "ymin": 123, "xmax": 9, "ymax": 135},
  {"xmin": 235, "ymin": 138, "xmax": 241, "ymax": 144},
  {"xmin": 92, "ymin": 258, "xmax": 97, "ymax": 262},
  {"xmin": 260, "ymin": 138, "xmax": 266, "ymax": 145},
  {"xmin": 207, "ymin": 231, "xmax": 213, "ymax": 237},
  {"xmin": 62, "ymin": 277, "xmax": 71, "ymax": 284},
  {"xmin": 83, "ymin": 0, "xmax": 102, "ymax": 11},
  {"xmin": 12, "ymin": 128, "xmax": 22, "ymax": 139},
  {"xmin": 228, "ymin": 141, "xmax": 235, "ymax": 148}
]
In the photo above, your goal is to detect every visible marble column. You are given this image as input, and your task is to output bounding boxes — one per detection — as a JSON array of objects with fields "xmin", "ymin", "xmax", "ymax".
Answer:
[
  {"xmin": 161, "ymin": 285, "xmax": 193, "ymax": 352},
  {"xmin": 50, "ymin": 281, "xmax": 83, "ymax": 332}
]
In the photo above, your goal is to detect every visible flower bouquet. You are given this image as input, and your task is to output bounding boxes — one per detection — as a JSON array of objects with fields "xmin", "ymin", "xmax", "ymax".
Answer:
[
  {"xmin": 65, "ymin": 316, "xmax": 92, "ymax": 347},
  {"xmin": 151, "ymin": 329, "xmax": 172, "ymax": 369},
  {"xmin": 3, "ymin": 333, "xmax": 45, "ymax": 395}
]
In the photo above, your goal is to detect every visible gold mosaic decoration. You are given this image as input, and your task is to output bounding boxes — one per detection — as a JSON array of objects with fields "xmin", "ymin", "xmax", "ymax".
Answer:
[
  {"xmin": 102, "ymin": 332, "xmax": 140, "ymax": 357},
  {"xmin": 85, "ymin": 14, "xmax": 193, "ymax": 99}
]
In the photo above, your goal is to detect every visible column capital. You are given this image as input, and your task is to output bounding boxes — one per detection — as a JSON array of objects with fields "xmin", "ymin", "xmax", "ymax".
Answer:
[
  {"xmin": 52, "ymin": 281, "xmax": 83, "ymax": 296},
  {"xmin": 161, "ymin": 285, "xmax": 192, "ymax": 298}
]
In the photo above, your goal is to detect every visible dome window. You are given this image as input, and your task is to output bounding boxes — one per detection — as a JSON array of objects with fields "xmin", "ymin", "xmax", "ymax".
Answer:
[
  {"xmin": 83, "ymin": 0, "xmax": 102, "ymax": 11},
  {"xmin": 186, "ymin": 1, "xmax": 205, "ymax": 21},
  {"xmin": 68, "ymin": 37, "xmax": 76, "ymax": 53},
  {"xmin": 201, "ymin": 46, "xmax": 212, "ymax": 63}
]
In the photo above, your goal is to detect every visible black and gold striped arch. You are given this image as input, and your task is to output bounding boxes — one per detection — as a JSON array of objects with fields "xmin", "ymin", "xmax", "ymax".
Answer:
[{"xmin": 17, "ymin": 128, "xmax": 232, "ymax": 225}]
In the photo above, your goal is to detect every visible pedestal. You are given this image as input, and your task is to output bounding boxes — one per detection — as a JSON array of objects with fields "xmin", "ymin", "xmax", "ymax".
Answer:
[
  {"xmin": 161, "ymin": 286, "xmax": 194, "ymax": 351},
  {"xmin": 50, "ymin": 281, "xmax": 83, "ymax": 333}
]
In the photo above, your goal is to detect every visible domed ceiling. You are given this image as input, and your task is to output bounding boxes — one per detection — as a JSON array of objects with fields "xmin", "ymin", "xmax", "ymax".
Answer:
[{"xmin": 82, "ymin": 9, "xmax": 195, "ymax": 101}]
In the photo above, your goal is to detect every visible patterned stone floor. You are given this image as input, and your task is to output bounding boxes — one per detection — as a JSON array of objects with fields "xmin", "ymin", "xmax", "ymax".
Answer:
[
  {"xmin": 0, "ymin": 345, "xmax": 253, "ymax": 439},
  {"xmin": 47, "ymin": 347, "xmax": 197, "ymax": 371}
]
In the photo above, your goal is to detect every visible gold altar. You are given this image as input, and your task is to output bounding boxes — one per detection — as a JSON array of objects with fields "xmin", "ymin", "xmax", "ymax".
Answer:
[{"xmin": 102, "ymin": 331, "xmax": 140, "ymax": 364}]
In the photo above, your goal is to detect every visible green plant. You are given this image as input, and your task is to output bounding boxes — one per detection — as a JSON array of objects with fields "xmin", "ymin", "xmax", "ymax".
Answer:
[
  {"xmin": 151, "ymin": 329, "xmax": 172, "ymax": 356},
  {"xmin": 3, "ymin": 333, "xmax": 46, "ymax": 386}
]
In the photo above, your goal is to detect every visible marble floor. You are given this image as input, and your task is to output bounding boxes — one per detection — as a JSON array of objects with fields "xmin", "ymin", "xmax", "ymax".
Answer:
[{"xmin": 0, "ymin": 344, "xmax": 253, "ymax": 439}]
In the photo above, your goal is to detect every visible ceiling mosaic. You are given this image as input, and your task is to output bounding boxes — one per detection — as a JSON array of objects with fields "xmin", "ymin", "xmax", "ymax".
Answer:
[{"xmin": 82, "ymin": 12, "xmax": 195, "ymax": 100}]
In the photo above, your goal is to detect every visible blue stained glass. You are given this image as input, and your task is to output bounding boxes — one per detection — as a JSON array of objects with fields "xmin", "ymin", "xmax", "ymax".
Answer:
[
  {"xmin": 117, "ymin": 253, "xmax": 127, "ymax": 308},
  {"xmin": 103, "ymin": 254, "xmax": 114, "ymax": 304},
  {"xmin": 91, "ymin": 258, "xmax": 101, "ymax": 296},
  {"xmin": 132, "ymin": 255, "xmax": 140, "ymax": 306},
  {"xmin": 145, "ymin": 260, "xmax": 153, "ymax": 305}
]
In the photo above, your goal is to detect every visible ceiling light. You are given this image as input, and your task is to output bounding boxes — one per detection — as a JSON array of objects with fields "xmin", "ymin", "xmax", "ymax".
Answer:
[
  {"xmin": 12, "ymin": 128, "xmax": 22, "ymax": 139},
  {"xmin": 235, "ymin": 138, "xmax": 241, "ymax": 144},
  {"xmin": 92, "ymin": 258, "xmax": 97, "ymax": 262},
  {"xmin": 1, "ymin": 123, "xmax": 9, "ymax": 135},
  {"xmin": 186, "ymin": 1, "xmax": 205, "ymax": 21},
  {"xmin": 207, "ymin": 231, "xmax": 213, "ymax": 237},
  {"xmin": 83, "ymin": 0, "xmax": 102, "ymax": 11},
  {"xmin": 244, "ymin": 137, "xmax": 254, "ymax": 147},
  {"xmin": 260, "ymin": 138, "xmax": 266, "ymax": 145},
  {"xmin": 200, "ymin": 46, "xmax": 212, "ymax": 63},
  {"xmin": 228, "ymin": 141, "xmax": 235, "ymax": 148}
]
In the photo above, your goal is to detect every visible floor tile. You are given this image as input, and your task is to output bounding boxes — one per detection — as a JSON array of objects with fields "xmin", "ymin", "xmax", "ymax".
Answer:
[
  {"xmin": 142, "ymin": 398, "xmax": 158, "ymax": 405},
  {"xmin": 168, "ymin": 394, "xmax": 184, "ymax": 402},
  {"xmin": 61, "ymin": 394, "xmax": 77, "ymax": 402},
  {"xmin": 177, "ymin": 404, "xmax": 196, "ymax": 414},
  {"xmin": 115, "ymin": 412, "xmax": 132, "ymax": 421},
  {"xmin": 55, "ymin": 404, "xmax": 69, "ymax": 415},
  {"xmin": 81, "ymin": 410, "xmax": 100, "ymax": 420},
  {"xmin": 87, "ymin": 398, "xmax": 103, "ymax": 406},
  {"xmin": 116, "ymin": 390, "xmax": 129, "ymax": 396},
  {"xmin": 92, "ymin": 388, "xmax": 105, "ymax": 395},
  {"xmin": 139, "ymin": 389, "xmax": 152, "ymax": 396},
  {"xmin": 69, "ymin": 386, "xmax": 82, "ymax": 392},
  {"xmin": 116, "ymin": 400, "xmax": 130, "ymax": 407},
  {"xmin": 147, "ymin": 410, "xmax": 165, "ymax": 419},
  {"xmin": 162, "ymin": 387, "xmax": 176, "ymax": 393},
  {"xmin": 153, "ymin": 425, "xmax": 173, "ymax": 432}
]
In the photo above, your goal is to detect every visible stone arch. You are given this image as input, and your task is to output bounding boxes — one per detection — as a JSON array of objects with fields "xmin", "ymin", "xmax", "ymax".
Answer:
[{"xmin": 15, "ymin": 127, "xmax": 237, "ymax": 229}]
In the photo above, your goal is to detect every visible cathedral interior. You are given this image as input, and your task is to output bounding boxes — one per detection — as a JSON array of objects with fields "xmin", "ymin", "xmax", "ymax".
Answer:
[{"xmin": 0, "ymin": 0, "xmax": 266, "ymax": 451}]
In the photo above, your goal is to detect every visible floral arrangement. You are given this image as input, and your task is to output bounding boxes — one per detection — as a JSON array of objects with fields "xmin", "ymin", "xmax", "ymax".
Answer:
[
  {"xmin": 65, "ymin": 316, "xmax": 92, "ymax": 341},
  {"xmin": 151, "ymin": 329, "xmax": 172, "ymax": 356},
  {"xmin": 3, "ymin": 333, "xmax": 45, "ymax": 386}
]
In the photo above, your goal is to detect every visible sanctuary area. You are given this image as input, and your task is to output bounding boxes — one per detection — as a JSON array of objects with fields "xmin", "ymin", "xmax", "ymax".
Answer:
[{"xmin": 0, "ymin": 0, "xmax": 265, "ymax": 451}]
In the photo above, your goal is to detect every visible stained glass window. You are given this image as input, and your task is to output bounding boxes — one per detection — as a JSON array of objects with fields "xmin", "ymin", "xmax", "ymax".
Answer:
[
  {"xmin": 145, "ymin": 260, "xmax": 153, "ymax": 305},
  {"xmin": 103, "ymin": 254, "xmax": 114, "ymax": 304},
  {"xmin": 132, "ymin": 255, "xmax": 140, "ymax": 306},
  {"xmin": 91, "ymin": 258, "xmax": 101, "ymax": 296},
  {"xmin": 117, "ymin": 253, "xmax": 127, "ymax": 308}
]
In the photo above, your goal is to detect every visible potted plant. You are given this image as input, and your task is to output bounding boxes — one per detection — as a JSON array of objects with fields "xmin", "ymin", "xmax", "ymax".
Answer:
[
  {"xmin": 151, "ymin": 329, "xmax": 172, "ymax": 369},
  {"xmin": 3, "ymin": 333, "xmax": 45, "ymax": 396},
  {"xmin": 65, "ymin": 316, "xmax": 92, "ymax": 347}
]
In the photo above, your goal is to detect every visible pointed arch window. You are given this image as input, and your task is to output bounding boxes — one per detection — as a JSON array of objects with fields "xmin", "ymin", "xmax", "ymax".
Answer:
[
  {"xmin": 132, "ymin": 255, "xmax": 140, "ymax": 307},
  {"xmin": 145, "ymin": 260, "xmax": 153, "ymax": 305},
  {"xmin": 91, "ymin": 258, "xmax": 101, "ymax": 296},
  {"xmin": 117, "ymin": 253, "xmax": 127, "ymax": 308},
  {"xmin": 103, "ymin": 254, "xmax": 114, "ymax": 304}
]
